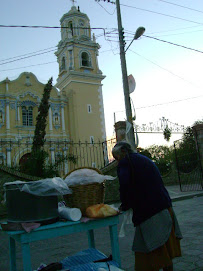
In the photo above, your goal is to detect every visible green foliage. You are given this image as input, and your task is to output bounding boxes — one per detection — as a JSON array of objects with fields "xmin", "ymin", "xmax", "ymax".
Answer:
[
  {"xmin": 143, "ymin": 145, "xmax": 173, "ymax": 176},
  {"xmin": 163, "ymin": 126, "xmax": 172, "ymax": 142},
  {"xmin": 19, "ymin": 78, "xmax": 77, "ymax": 178},
  {"xmin": 138, "ymin": 119, "xmax": 202, "ymax": 176},
  {"xmin": 20, "ymin": 150, "xmax": 77, "ymax": 178},
  {"xmin": 21, "ymin": 149, "xmax": 48, "ymax": 178},
  {"xmin": 145, "ymin": 145, "xmax": 173, "ymax": 162},
  {"xmin": 32, "ymin": 78, "xmax": 53, "ymax": 152},
  {"xmin": 20, "ymin": 78, "xmax": 53, "ymax": 178},
  {"xmin": 137, "ymin": 148, "xmax": 152, "ymax": 159},
  {"xmin": 193, "ymin": 119, "xmax": 203, "ymax": 125},
  {"xmin": 47, "ymin": 153, "xmax": 77, "ymax": 178}
]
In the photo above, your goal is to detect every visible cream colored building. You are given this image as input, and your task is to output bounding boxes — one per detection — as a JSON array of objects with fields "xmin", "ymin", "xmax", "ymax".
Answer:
[{"xmin": 0, "ymin": 5, "xmax": 107, "ymax": 174}]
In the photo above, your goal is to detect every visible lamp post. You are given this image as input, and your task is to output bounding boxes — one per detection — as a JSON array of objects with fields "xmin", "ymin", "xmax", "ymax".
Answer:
[
  {"xmin": 116, "ymin": 0, "xmax": 145, "ymax": 149},
  {"xmin": 125, "ymin": 27, "xmax": 146, "ymax": 53}
]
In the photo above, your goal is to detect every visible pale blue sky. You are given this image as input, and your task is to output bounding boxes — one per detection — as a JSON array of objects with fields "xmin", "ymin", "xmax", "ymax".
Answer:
[{"xmin": 0, "ymin": 0, "xmax": 203, "ymax": 147}]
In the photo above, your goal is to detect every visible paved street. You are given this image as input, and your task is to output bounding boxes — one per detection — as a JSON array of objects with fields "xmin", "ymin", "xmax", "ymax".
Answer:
[{"xmin": 0, "ymin": 189, "xmax": 203, "ymax": 271}]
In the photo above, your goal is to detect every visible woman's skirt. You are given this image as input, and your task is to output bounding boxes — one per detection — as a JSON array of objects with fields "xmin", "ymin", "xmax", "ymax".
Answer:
[{"xmin": 133, "ymin": 208, "xmax": 182, "ymax": 271}]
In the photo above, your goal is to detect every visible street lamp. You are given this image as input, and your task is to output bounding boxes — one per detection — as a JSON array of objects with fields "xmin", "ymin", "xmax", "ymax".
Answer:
[{"xmin": 125, "ymin": 27, "xmax": 145, "ymax": 52}]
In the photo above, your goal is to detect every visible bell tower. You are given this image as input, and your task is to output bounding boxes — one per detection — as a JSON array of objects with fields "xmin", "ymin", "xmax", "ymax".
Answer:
[{"xmin": 55, "ymin": 5, "xmax": 106, "ymax": 143}]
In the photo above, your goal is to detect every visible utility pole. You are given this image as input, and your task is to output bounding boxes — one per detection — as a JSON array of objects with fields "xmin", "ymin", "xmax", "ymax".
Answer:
[{"xmin": 115, "ymin": 0, "xmax": 136, "ymax": 149}]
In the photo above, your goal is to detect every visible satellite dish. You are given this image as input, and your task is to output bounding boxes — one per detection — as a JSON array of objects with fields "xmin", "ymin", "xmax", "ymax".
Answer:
[{"xmin": 128, "ymin": 74, "xmax": 136, "ymax": 94}]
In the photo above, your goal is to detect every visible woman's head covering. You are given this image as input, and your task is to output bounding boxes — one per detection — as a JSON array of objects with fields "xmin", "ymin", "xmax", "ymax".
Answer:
[{"xmin": 112, "ymin": 141, "xmax": 134, "ymax": 160}]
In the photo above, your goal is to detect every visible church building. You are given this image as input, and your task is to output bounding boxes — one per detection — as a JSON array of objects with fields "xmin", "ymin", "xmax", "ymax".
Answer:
[{"xmin": 0, "ymin": 5, "xmax": 107, "ymax": 175}]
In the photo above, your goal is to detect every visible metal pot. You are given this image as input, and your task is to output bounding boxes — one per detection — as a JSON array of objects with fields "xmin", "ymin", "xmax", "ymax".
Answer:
[{"xmin": 4, "ymin": 182, "xmax": 58, "ymax": 222}]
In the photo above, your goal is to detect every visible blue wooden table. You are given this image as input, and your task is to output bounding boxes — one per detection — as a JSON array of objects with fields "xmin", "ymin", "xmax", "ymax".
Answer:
[{"xmin": 2, "ymin": 215, "xmax": 121, "ymax": 271}]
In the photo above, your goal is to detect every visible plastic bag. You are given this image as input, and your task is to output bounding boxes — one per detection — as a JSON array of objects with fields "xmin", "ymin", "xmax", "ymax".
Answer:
[
  {"xmin": 64, "ymin": 168, "xmax": 115, "ymax": 186},
  {"xmin": 20, "ymin": 177, "xmax": 72, "ymax": 196},
  {"xmin": 119, "ymin": 209, "xmax": 133, "ymax": 238}
]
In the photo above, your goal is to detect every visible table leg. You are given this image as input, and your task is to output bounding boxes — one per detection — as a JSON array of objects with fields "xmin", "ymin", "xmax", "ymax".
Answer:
[
  {"xmin": 9, "ymin": 237, "xmax": 16, "ymax": 271},
  {"xmin": 87, "ymin": 229, "xmax": 95, "ymax": 248},
  {"xmin": 22, "ymin": 243, "xmax": 32, "ymax": 271},
  {"xmin": 109, "ymin": 224, "xmax": 121, "ymax": 267}
]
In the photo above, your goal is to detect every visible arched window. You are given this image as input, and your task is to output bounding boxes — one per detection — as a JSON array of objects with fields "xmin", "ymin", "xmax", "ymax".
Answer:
[
  {"xmin": 22, "ymin": 106, "xmax": 33, "ymax": 126},
  {"xmin": 68, "ymin": 21, "xmax": 73, "ymax": 36},
  {"xmin": 60, "ymin": 57, "xmax": 66, "ymax": 71},
  {"xmin": 19, "ymin": 153, "xmax": 31, "ymax": 171},
  {"xmin": 81, "ymin": 52, "xmax": 91, "ymax": 67}
]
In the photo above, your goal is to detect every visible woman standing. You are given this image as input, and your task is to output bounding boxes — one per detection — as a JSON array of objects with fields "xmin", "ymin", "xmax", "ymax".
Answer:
[{"xmin": 112, "ymin": 141, "xmax": 182, "ymax": 271}]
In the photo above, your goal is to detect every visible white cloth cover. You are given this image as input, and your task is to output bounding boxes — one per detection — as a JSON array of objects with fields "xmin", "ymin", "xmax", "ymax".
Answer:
[{"xmin": 64, "ymin": 168, "xmax": 115, "ymax": 186}]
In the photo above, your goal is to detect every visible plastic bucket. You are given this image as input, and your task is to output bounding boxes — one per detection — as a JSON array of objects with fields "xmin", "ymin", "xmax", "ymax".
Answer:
[{"xmin": 4, "ymin": 182, "xmax": 59, "ymax": 223}]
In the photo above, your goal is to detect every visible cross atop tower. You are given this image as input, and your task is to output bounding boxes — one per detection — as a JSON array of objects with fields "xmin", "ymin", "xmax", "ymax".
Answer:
[{"xmin": 70, "ymin": 0, "xmax": 77, "ymax": 6}]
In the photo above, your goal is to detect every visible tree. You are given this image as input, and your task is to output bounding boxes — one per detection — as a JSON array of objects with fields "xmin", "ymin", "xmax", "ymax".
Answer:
[
  {"xmin": 21, "ymin": 78, "xmax": 76, "ymax": 178},
  {"xmin": 137, "ymin": 147, "xmax": 152, "ymax": 159},
  {"xmin": 32, "ymin": 77, "xmax": 52, "ymax": 152},
  {"xmin": 21, "ymin": 78, "xmax": 53, "ymax": 177},
  {"xmin": 144, "ymin": 145, "xmax": 173, "ymax": 175}
]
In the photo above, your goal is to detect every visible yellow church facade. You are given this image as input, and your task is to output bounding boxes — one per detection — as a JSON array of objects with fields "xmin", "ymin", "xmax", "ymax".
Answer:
[{"xmin": 0, "ymin": 5, "xmax": 108, "ymax": 175}]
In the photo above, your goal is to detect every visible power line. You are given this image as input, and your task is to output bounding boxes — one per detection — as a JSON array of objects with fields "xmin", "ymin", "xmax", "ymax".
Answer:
[
  {"xmin": 0, "ymin": 24, "xmax": 62, "ymax": 29},
  {"xmin": 0, "ymin": 61, "xmax": 57, "ymax": 72},
  {"xmin": 0, "ymin": 30, "xmax": 119, "ymax": 68},
  {"xmin": 96, "ymin": 0, "xmax": 116, "ymax": 15},
  {"xmin": 0, "ymin": 48, "xmax": 57, "ymax": 66},
  {"xmin": 0, "ymin": 24, "xmax": 118, "ymax": 41},
  {"xmin": 129, "ymin": 49, "xmax": 203, "ymax": 90},
  {"xmin": 119, "ymin": 3, "xmax": 203, "ymax": 26},
  {"xmin": 1, "ymin": 32, "xmax": 202, "ymax": 67},
  {"xmin": 0, "ymin": 24, "xmax": 111, "ymax": 44},
  {"xmin": 157, "ymin": 0, "xmax": 203, "ymax": 14},
  {"xmin": 127, "ymin": 25, "xmax": 202, "ymax": 35},
  {"xmin": 125, "ymin": 25, "xmax": 203, "ymax": 37},
  {"xmin": 95, "ymin": 0, "xmax": 116, "ymax": 4},
  {"xmin": 136, "ymin": 95, "xmax": 203, "ymax": 110},
  {"xmin": 97, "ymin": 0, "xmax": 203, "ymax": 25},
  {"xmin": 0, "ymin": 28, "xmax": 114, "ymax": 64},
  {"xmin": 0, "ymin": 24, "xmax": 111, "ymax": 31},
  {"xmin": 1, "ymin": 31, "xmax": 202, "ymax": 68},
  {"xmin": 0, "ymin": 46, "xmax": 57, "ymax": 63},
  {"xmin": 148, "ymin": 26, "xmax": 203, "ymax": 35},
  {"xmin": 125, "ymin": 28, "xmax": 203, "ymax": 40},
  {"xmin": 143, "ymin": 35, "xmax": 203, "ymax": 54},
  {"xmin": 0, "ymin": 48, "xmax": 119, "ymax": 72},
  {"xmin": 114, "ymin": 94, "xmax": 203, "ymax": 112},
  {"xmin": 148, "ymin": 29, "xmax": 203, "ymax": 38},
  {"xmin": 1, "ymin": 23, "xmax": 202, "ymax": 66}
]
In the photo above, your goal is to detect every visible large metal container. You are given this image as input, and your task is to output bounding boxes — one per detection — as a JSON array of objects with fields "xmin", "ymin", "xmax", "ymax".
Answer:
[{"xmin": 4, "ymin": 182, "xmax": 59, "ymax": 223}]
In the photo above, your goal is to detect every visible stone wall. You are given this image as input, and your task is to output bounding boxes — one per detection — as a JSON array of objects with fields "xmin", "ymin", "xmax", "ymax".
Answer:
[
  {"xmin": 101, "ymin": 160, "xmax": 180, "ymax": 204},
  {"xmin": 101, "ymin": 161, "xmax": 120, "ymax": 203},
  {"xmin": 0, "ymin": 165, "xmax": 40, "ymax": 182}
]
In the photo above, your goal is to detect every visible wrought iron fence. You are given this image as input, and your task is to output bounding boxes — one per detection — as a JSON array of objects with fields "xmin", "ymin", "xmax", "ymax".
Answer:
[
  {"xmin": 174, "ymin": 138, "xmax": 203, "ymax": 191},
  {"xmin": 0, "ymin": 138, "xmax": 117, "ymax": 176}
]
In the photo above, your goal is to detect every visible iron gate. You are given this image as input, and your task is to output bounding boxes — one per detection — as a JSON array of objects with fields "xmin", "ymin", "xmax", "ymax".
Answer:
[{"xmin": 174, "ymin": 137, "xmax": 203, "ymax": 192}]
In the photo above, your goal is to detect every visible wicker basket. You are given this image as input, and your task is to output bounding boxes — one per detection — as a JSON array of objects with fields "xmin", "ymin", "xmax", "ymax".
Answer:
[{"xmin": 63, "ymin": 167, "xmax": 105, "ymax": 216}]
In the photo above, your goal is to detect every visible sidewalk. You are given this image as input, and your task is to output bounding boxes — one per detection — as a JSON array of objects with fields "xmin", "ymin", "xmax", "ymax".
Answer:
[
  {"xmin": 0, "ymin": 185, "xmax": 202, "ymax": 271},
  {"xmin": 166, "ymin": 184, "xmax": 203, "ymax": 201}
]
